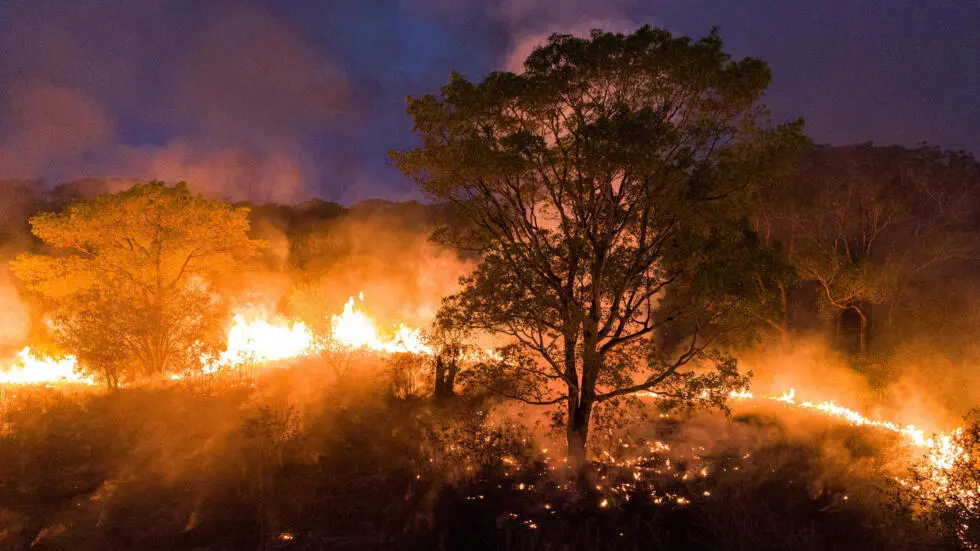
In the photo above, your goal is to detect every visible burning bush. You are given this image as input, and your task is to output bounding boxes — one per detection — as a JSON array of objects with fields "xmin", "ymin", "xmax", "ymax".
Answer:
[{"xmin": 896, "ymin": 408, "xmax": 980, "ymax": 549}]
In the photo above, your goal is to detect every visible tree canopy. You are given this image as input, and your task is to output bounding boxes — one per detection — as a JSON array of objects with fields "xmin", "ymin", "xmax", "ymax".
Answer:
[
  {"xmin": 750, "ymin": 144, "xmax": 980, "ymax": 354},
  {"xmin": 11, "ymin": 182, "xmax": 263, "ymax": 386},
  {"xmin": 393, "ymin": 26, "xmax": 801, "ymax": 463}
]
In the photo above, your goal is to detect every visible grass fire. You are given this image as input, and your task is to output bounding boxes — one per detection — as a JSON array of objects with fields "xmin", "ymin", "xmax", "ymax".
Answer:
[{"xmin": 0, "ymin": 15, "xmax": 979, "ymax": 551}]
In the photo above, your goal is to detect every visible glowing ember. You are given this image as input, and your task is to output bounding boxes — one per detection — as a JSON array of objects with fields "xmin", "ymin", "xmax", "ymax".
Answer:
[{"xmin": 0, "ymin": 346, "xmax": 93, "ymax": 385}]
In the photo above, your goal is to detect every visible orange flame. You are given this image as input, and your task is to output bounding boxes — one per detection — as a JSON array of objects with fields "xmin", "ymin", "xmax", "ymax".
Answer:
[
  {"xmin": 727, "ymin": 386, "xmax": 966, "ymax": 504},
  {"xmin": 329, "ymin": 294, "xmax": 432, "ymax": 355},
  {"xmin": 205, "ymin": 312, "xmax": 319, "ymax": 370},
  {"xmin": 194, "ymin": 292, "xmax": 433, "ymax": 377},
  {"xmin": 3, "ymin": 290, "xmax": 967, "ymax": 507},
  {"xmin": 729, "ymin": 386, "xmax": 959, "ymax": 458},
  {"xmin": 0, "ymin": 347, "xmax": 93, "ymax": 386}
]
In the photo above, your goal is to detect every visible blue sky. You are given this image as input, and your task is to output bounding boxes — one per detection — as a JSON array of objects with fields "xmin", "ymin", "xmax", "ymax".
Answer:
[{"xmin": 1, "ymin": 0, "xmax": 976, "ymax": 203}]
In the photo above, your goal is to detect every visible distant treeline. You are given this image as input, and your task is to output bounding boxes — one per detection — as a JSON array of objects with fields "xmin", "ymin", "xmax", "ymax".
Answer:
[{"xmin": 1, "ymin": 142, "xmax": 978, "ymax": 361}]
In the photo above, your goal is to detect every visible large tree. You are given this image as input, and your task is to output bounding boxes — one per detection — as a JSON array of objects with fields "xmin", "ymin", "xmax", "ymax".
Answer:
[
  {"xmin": 753, "ymin": 145, "xmax": 980, "ymax": 354},
  {"xmin": 393, "ymin": 27, "xmax": 797, "ymax": 464},
  {"xmin": 11, "ymin": 182, "xmax": 262, "ymax": 386}
]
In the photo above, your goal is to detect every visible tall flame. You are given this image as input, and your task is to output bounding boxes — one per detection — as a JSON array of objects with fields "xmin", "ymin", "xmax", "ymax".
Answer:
[
  {"xmin": 7, "ymin": 292, "xmax": 434, "ymax": 385},
  {"xmin": 330, "ymin": 295, "xmax": 432, "ymax": 355},
  {"xmin": 195, "ymin": 292, "xmax": 432, "ymax": 377}
]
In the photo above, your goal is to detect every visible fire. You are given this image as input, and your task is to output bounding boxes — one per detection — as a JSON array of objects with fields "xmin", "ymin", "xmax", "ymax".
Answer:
[
  {"xmin": 0, "ymin": 346, "xmax": 93, "ymax": 386},
  {"xmin": 196, "ymin": 292, "xmax": 432, "ymax": 376},
  {"xmin": 210, "ymin": 313, "xmax": 318, "ymax": 368},
  {"xmin": 728, "ymin": 386, "xmax": 957, "ymax": 456},
  {"xmin": 329, "ymin": 294, "xmax": 432, "ymax": 355},
  {"xmin": 5, "ymin": 292, "xmax": 435, "ymax": 384},
  {"xmin": 3, "ymin": 296, "xmax": 976, "ymax": 529},
  {"xmin": 726, "ymin": 386, "xmax": 967, "ymax": 506},
  {"xmin": 1, "ymin": 288, "xmax": 969, "ymax": 512}
]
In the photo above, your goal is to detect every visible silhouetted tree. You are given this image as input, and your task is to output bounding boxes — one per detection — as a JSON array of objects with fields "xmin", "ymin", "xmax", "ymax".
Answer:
[
  {"xmin": 394, "ymin": 27, "xmax": 797, "ymax": 465},
  {"xmin": 428, "ymin": 307, "xmax": 478, "ymax": 402}
]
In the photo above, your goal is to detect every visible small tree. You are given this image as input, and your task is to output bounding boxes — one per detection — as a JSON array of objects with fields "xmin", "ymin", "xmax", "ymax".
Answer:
[
  {"xmin": 393, "ymin": 27, "xmax": 795, "ymax": 464},
  {"xmin": 427, "ymin": 308, "xmax": 477, "ymax": 402},
  {"xmin": 11, "ymin": 182, "xmax": 262, "ymax": 385}
]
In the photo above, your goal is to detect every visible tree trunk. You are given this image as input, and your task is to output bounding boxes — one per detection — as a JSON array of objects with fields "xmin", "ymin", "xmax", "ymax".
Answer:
[
  {"xmin": 567, "ymin": 344, "xmax": 600, "ymax": 471},
  {"xmin": 102, "ymin": 365, "xmax": 118, "ymax": 390},
  {"xmin": 566, "ymin": 399, "xmax": 593, "ymax": 469},
  {"xmin": 433, "ymin": 354, "xmax": 458, "ymax": 402},
  {"xmin": 142, "ymin": 338, "xmax": 166, "ymax": 377},
  {"xmin": 856, "ymin": 307, "xmax": 869, "ymax": 355},
  {"xmin": 562, "ymin": 325, "xmax": 585, "ymax": 468},
  {"xmin": 778, "ymin": 283, "xmax": 791, "ymax": 347}
]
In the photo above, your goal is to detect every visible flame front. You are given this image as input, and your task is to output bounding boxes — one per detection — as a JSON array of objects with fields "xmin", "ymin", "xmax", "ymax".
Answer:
[
  {"xmin": 0, "ymin": 347, "xmax": 93, "ymax": 386},
  {"xmin": 211, "ymin": 313, "xmax": 318, "ymax": 368},
  {"xmin": 330, "ymin": 295, "xmax": 432, "ymax": 355},
  {"xmin": 3, "ymin": 298, "xmax": 977, "ymax": 530},
  {"xmin": 727, "ymin": 386, "xmax": 960, "ymax": 461},
  {"xmin": 726, "ymin": 386, "xmax": 969, "ymax": 511},
  {"xmin": 1, "ymin": 292, "xmax": 972, "ymax": 516},
  {"xmin": 6, "ymin": 292, "xmax": 432, "ymax": 385},
  {"xmin": 199, "ymin": 293, "xmax": 433, "ymax": 376}
]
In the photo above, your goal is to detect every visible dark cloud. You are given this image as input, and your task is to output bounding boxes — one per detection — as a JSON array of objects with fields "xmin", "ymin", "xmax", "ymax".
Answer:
[{"xmin": 0, "ymin": 0, "xmax": 976, "ymax": 202}]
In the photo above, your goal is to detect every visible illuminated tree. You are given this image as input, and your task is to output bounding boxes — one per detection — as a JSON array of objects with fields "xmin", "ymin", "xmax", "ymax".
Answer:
[
  {"xmin": 11, "ymin": 182, "xmax": 262, "ymax": 386},
  {"xmin": 393, "ymin": 27, "xmax": 796, "ymax": 464}
]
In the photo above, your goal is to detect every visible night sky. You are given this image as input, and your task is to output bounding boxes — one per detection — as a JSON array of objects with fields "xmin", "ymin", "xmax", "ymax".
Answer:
[{"xmin": 1, "ymin": 0, "xmax": 977, "ymax": 203}]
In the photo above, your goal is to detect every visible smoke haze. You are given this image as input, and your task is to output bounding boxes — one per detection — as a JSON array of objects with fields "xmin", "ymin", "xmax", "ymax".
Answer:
[{"xmin": 0, "ymin": 0, "xmax": 975, "ymax": 202}]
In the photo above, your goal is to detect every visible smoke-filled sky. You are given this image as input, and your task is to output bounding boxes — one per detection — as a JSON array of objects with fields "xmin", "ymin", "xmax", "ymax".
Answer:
[{"xmin": 1, "ymin": 0, "xmax": 977, "ymax": 203}]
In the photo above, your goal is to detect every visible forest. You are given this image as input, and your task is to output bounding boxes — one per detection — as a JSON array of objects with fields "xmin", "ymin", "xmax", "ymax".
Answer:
[{"xmin": 1, "ymin": 27, "xmax": 980, "ymax": 551}]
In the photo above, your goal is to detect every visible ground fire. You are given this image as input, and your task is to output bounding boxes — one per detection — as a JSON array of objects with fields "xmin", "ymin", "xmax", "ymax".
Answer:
[
  {"xmin": 0, "ymin": 298, "xmax": 969, "ymax": 521},
  {"xmin": 0, "ymin": 13, "xmax": 977, "ymax": 551}
]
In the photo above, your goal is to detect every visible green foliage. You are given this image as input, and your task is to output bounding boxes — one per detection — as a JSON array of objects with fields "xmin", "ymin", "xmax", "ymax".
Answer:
[{"xmin": 10, "ymin": 182, "xmax": 263, "ymax": 384}]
